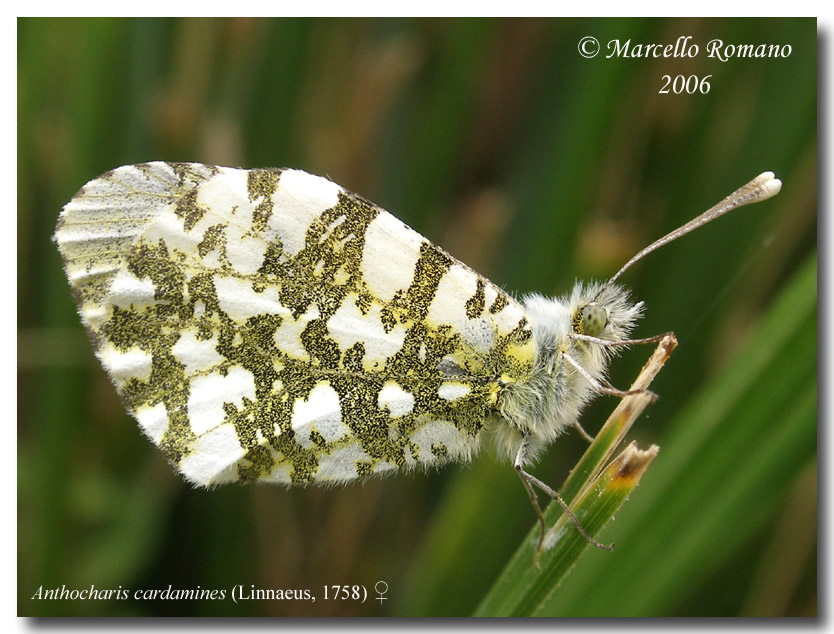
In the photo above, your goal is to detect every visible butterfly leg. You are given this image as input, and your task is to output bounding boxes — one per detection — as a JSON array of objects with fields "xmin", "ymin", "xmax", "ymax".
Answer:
[
  {"xmin": 514, "ymin": 439, "xmax": 613, "ymax": 553},
  {"xmin": 570, "ymin": 332, "xmax": 673, "ymax": 348},
  {"xmin": 516, "ymin": 464, "xmax": 548, "ymax": 554},
  {"xmin": 563, "ymin": 351, "xmax": 658, "ymax": 401},
  {"xmin": 573, "ymin": 419, "xmax": 595, "ymax": 443}
]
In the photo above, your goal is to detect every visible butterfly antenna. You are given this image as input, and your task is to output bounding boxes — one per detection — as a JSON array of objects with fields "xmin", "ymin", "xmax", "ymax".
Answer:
[{"xmin": 596, "ymin": 171, "xmax": 781, "ymax": 299}]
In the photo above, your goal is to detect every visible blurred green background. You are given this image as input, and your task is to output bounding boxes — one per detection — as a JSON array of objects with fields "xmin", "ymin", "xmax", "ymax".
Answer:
[{"xmin": 18, "ymin": 17, "xmax": 816, "ymax": 616}]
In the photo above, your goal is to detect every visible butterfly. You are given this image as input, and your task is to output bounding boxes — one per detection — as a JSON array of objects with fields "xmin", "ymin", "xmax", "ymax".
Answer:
[{"xmin": 54, "ymin": 163, "xmax": 780, "ymax": 550}]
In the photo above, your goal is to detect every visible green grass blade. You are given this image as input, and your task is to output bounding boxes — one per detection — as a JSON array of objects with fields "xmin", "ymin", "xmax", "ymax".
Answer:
[{"xmin": 496, "ymin": 443, "xmax": 659, "ymax": 617}]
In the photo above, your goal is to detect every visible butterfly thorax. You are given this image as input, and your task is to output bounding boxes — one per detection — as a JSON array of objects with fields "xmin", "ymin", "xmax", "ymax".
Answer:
[{"xmin": 492, "ymin": 282, "xmax": 643, "ymax": 464}]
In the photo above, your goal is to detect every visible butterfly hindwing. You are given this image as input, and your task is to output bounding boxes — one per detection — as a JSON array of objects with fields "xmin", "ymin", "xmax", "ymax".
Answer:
[{"xmin": 55, "ymin": 162, "xmax": 535, "ymax": 486}]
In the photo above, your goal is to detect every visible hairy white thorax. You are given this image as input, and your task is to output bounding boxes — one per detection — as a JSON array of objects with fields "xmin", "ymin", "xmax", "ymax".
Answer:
[{"xmin": 490, "ymin": 282, "xmax": 643, "ymax": 463}]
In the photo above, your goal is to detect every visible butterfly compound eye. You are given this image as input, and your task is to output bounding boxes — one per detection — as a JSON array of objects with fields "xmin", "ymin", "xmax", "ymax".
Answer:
[{"xmin": 578, "ymin": 304, "xmax": 608, "ymax": 337}]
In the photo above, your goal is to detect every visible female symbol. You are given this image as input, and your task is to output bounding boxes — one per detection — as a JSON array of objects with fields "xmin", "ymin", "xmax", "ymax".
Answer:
[{"xmin": 375, "ymin": 581, "xmax": 388, "ymax": 604}]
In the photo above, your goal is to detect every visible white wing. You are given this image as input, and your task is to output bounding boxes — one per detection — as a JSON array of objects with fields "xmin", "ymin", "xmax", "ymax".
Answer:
[{"xmin": 55, "ymin": 163, "xmax": 535, "ymax": 486}]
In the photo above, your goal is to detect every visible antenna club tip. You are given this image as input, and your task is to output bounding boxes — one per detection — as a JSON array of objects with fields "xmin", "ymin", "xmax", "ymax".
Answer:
[{"xmin": 755, "ymin": 171, "xmax": 782, "ymax": 201}]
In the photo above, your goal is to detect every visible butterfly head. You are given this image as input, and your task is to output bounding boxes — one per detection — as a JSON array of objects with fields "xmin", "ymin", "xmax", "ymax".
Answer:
[
  {"xmin": 568, "ymin": 282, "xmax": 644, "ymax": 346},
  {"xmin": 573, "ymin": 302, "xmax": 607, "ymax": 337}
]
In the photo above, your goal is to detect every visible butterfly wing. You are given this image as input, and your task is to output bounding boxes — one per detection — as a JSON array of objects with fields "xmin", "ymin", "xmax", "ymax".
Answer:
[{"xmin": 55, "ymin": 163, "xmax": 535, "ymax": 486}]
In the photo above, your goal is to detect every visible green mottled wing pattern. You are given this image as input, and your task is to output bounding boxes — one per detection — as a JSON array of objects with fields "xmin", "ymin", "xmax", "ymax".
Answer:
[{"xmin": 54, "ymin": 163, "xmax": 535, "ymax": 486}]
